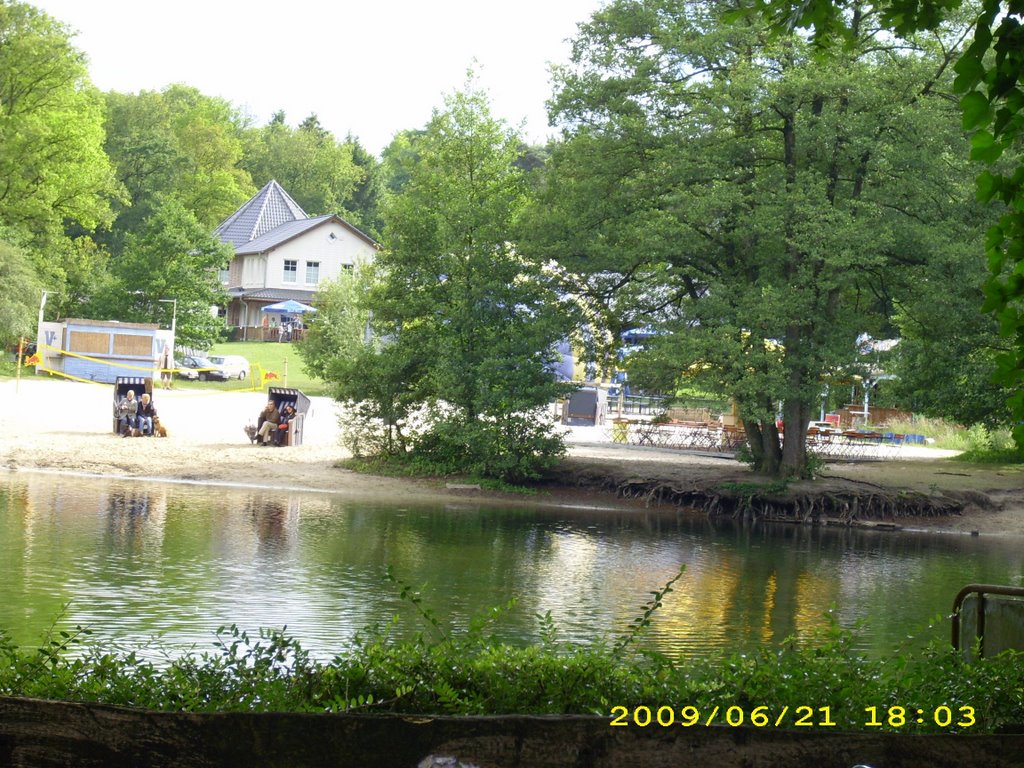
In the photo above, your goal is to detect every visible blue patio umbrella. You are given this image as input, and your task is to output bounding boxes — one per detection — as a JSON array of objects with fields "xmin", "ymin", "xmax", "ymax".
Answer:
[{"xmin": 260, "ymin": 299, "xmax": 317, "ymax": 314}]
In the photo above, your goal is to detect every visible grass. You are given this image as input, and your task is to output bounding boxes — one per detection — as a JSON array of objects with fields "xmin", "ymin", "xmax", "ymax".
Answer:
[
  {"xmin": 205, "ymin": 340, "xmax": 329, "ymax": 396},
  {"xmin": 882, "ymin": 416, "xmax": 1022, "ymax": 465},
  {"xmin": 3, "ymin": 342, "xmax": 330, "ymax": 397},
  {"xmin": 953, "ymin": 447, "xmax": 1024, "ymax": 464}
]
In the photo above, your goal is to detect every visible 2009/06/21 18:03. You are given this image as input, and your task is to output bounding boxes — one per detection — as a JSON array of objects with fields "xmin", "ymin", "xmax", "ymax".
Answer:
[{"xmin": 609, "ymin": 705, "xmax": 977, "ymax": 729}]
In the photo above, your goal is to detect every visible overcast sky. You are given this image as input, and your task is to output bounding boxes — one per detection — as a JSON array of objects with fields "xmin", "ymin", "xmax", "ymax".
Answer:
[{"xmin": 32, "ymin": 0, "xmax": 604, "ymax": 155}]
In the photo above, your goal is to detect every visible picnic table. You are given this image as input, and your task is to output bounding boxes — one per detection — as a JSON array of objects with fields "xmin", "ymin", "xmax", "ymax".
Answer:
[
  {"xmin": 806, "ymin": 428, "xmax": 904, "ymax": 459},
  {"xmin": 619, "ymin": 420, "xmax": 738, "ymax": 453},
  {"xmin": 610, "ymin": 421, "xmax": 903, "ymax": 460}
]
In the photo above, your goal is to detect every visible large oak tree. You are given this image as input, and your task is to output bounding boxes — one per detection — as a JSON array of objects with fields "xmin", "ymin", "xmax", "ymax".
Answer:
[
  {"xmin": 529, "ymin": 0, "xmax": 980, "ymax": 476},
  {"xmin": 748, "ymin": 0, "xmax": 1024, "ymax": 451}
]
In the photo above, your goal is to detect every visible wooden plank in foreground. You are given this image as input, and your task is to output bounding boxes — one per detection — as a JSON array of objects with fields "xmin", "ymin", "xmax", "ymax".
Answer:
[{"xmin": 1, "ymin": 696, "xmax": 1022, "ymax": 768}]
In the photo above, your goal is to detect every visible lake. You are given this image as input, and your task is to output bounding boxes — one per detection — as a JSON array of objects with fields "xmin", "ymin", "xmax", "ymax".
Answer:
[{"xmin": 2, "ymin": 472, "xmax": 1021, "ymax": 660}]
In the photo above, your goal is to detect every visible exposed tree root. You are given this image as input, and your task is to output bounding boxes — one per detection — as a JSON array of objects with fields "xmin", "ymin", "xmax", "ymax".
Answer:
[{"xmin": 551, "ymin": 465, "xmax": 991, "ymax": 526}]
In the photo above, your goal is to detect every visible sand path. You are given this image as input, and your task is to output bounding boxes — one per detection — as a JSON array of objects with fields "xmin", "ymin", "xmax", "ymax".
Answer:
[{"xmin": 2, "ymin": 376, "xmax": 1022, "ymax": 535}]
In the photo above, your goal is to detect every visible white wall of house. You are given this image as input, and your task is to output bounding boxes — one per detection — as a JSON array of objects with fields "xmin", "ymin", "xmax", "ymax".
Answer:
[
  {"xmin": 266, "ymin": 221, "xmax": 373, "ymax": 291},
  {"xmin": 233, "ymin": 220, "xmax": 374, "ymax": 292}
]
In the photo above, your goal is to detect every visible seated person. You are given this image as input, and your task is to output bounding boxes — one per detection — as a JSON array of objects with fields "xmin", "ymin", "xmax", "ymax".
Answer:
[
  {"xmin": 116, "ymin": 390, "xmax": 139, "ymax": 436},
  {"xmin": 137, "ymin": 393, "xmax": 157, "ymax": 436},
  {"xmin": 273, "ymin": 403, "xmax": 296, "ymax": 446},
  {"xmin": 256, "ymin": 400, "xmax": 280, "ymax": 445}
]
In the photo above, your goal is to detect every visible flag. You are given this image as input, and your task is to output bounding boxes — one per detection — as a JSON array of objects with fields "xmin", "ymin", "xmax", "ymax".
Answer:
[
  {"xmin": 262, "ymin": 370, "xmax": 279, "ymax": 381},
  {"xmin": 25, "ymin": 353, "xmax": 41, "ymax": 366}
]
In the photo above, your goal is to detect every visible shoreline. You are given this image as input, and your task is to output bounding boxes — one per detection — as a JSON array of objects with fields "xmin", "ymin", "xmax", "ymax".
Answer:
[{"xmin": 3, "ymin": 376, "xmax": 1023, "ymax": 536}]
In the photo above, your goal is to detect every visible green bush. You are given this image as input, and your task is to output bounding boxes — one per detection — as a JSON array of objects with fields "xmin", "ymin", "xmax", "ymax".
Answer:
[
  {"xmin": 2, "ymin": 574, "xmax": 1022, "ymax": 732},
  {"xmin": 410, "ymin": 412, "xmax": 566, "ymax": 484},
  {"xmin": 884, "ymin": 417, "xmax": 1019, "ymax": 460}
]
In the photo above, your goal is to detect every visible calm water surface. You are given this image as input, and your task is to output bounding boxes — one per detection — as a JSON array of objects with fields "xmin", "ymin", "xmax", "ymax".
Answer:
[{"xmin": 2, "ymin": 472, "xmax": 1021, "ymax": 660}]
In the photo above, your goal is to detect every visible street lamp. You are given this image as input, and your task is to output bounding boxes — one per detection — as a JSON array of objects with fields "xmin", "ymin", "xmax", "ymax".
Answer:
[{"xmin": 158, "ymin": 298, "xmax": 177, "ymax": 336}]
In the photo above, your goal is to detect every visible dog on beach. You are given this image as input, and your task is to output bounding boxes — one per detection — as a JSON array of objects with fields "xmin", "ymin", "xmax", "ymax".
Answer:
[
  {"xmin": 244, "ymin": 424, "xmax": 258, "ymax": 444},
  {"xmin": 154, "ymin": 415, "xmax": 168, "ymax": 438}
]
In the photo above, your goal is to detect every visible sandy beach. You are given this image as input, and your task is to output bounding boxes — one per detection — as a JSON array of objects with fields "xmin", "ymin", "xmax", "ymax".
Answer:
[{"xmin": 2, "ymin": 376, "xmax": 1023, "ymax": 535}]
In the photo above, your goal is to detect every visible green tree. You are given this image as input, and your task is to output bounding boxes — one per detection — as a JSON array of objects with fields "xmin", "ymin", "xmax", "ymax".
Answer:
[
  {"xmin": 295, "ymin": 262, "xmax": 422, "ymax": 455},
  {"xmin": 0, "ymin": 238, "xmax": 43, "ymax": 346},
  {"xmin": 241, "ymin": 112, "xmax": 362, "ymax": 217},
  {"xmin": 532, "ymin": 0, "xmax": 977, "ymax": 476},
  {"xmin": 379, "ymin": 129, "xmax": 425, "ymax": 195},
  {"xmin": 889, "ymin": 232, "xmax": 1013, "ymax": 427},
  {"xmin": 341, "ymin": 134, "xmax": 385, "ymax": 238},
  {"xmin": 0, "ymin": 1, "xmax": 118, "ymax": 239},
  {"xmin": 103, "ymin": 85, "xmax": 254, "ymax": 251},
  {"xmin": 354, "ymin": 84, "xmax": 572, "ymax": 482},
  {"xmin": 88, "ymin": 199, "xmax": 232, "ymax": 350},
  {"xmin": 745, "ymin": 1, "xmax": 1024, "ymax": 450},
  {"xmin": 297, "ymin": 262, "xmax": 376, "ymax": 382},
  {"xmin": 0, "ymin": 1, "xmax": 121, "ymax": 314}
]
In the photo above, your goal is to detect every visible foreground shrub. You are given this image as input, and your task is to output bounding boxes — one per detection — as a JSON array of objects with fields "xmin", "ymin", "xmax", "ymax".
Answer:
[{"xmin": 1, "ymin": 570, "xmax": 1021, "ymax": 732}]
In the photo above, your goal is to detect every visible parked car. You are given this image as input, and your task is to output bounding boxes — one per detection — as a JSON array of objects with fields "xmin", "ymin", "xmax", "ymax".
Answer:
[
  {"xmin": 177, "ymin": 355, "xmax": 229, "ymax": 382},
  {"xmin": 208, "ymin": 355, "xmax": 250, "ymax": 380},
  {"xmin": 174, "ymin": 357, "xmax": 198, "ymax": 381}
]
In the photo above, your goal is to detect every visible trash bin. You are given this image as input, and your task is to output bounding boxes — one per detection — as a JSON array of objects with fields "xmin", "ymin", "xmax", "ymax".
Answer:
[
  {"xmin": 112, "ymin": 376, "xmax": 153, "ymax": 433},
  {"xmin": 268, "ymin": 387, "xmax": 310, "ymax": 446},
  {"xmin": 612, "ymin": 418, "xmax": 630, "ymax": 444}
]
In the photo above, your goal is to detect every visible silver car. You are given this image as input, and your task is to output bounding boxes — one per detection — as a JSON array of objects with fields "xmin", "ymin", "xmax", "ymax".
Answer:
[
  {"xmin": 208, "ymin": 355, "xmax": 250, "ymax": 380},
  {"xmin": 178, "ymin": 355, "xmax": 229, "ymax": 382}
]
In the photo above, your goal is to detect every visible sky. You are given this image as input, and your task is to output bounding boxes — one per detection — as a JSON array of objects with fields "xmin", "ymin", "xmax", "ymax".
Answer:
[{"xmin": 32, "ymin": 0, "xmax": 605, "ymax": 155}]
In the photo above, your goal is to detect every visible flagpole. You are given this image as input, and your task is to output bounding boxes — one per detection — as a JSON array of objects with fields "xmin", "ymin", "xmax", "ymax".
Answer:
[{"xmin": 15, "ymin": 337, "xmax": 24, "ymax": 394}]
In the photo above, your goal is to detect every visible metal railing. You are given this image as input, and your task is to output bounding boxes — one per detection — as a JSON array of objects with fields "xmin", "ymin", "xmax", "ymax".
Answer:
[{"xmin": 951, "ymin": 583, "xmax": 1024, "ymax": 657}]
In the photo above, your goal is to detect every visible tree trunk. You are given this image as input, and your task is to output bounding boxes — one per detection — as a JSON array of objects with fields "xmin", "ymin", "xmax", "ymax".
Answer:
[
  {"xmin": 780, "ymin": 324, "xmax": 813, "ymax": 478},
  {"xmin": 744, "ymin": 419, "xmax": 782, "ymax": 476},
  {"xmin": 780, "ymin": 396, "xmax": 811, "ymax": 478}
]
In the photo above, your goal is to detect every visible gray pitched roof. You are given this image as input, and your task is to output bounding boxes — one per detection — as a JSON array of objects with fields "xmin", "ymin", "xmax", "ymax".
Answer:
[
  {"xmin": 214, "ymin": 180, "xmax": 308, "ymax": 248},
  {"xmin": 233, "ymin": 214, "xmax": 334, "ymax": 255},
  {"xmin": 233, "ymin": 213, "xmax": 378, "ymax": 255}
]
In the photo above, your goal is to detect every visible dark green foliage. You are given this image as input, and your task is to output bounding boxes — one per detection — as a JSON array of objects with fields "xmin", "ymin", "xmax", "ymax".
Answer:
[
  {"xmin": 409, "ymin": 415, "xmax": 567, "ymax": 484},
  {"xmin": 959, "ymin": 2, "xmax": 1024, "ymax": 455},
  {"xmin": 746, "ymin": 0, "xmax": 1024, "ymax": 451}
]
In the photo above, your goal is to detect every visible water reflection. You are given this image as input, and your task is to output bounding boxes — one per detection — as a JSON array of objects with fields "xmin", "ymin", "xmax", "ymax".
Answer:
[
  {"xmin": 1, "ymin": 472, "xmax": 1022, "ymax": 661},
  {"xmin": 104, "ymin": 486, "xmax": 167, "ymax": 555}
]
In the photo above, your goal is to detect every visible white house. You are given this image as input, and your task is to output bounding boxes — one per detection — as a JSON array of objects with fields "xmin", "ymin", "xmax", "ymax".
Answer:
[{"xmin": 215, "ymin": 180, "xmax": 378, "ymax": 339}]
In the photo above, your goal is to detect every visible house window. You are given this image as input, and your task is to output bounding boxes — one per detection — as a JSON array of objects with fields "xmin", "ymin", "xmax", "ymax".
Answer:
[
  {"xmin": 305, "ymin": 261, "xmax": 320, "ymax": 284},
  {"xmin": 283, "ymin": 260, "xmax": 297, "ymax": 283},
  {"xmin": 218, "ymin": 268, "xmax": 230, "ymax": 285}
]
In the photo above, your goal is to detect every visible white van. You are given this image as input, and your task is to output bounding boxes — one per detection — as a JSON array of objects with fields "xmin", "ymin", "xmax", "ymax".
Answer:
[{"xmin": 208, "ymin": 355, "xmax": 249, "ymax": 380}]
